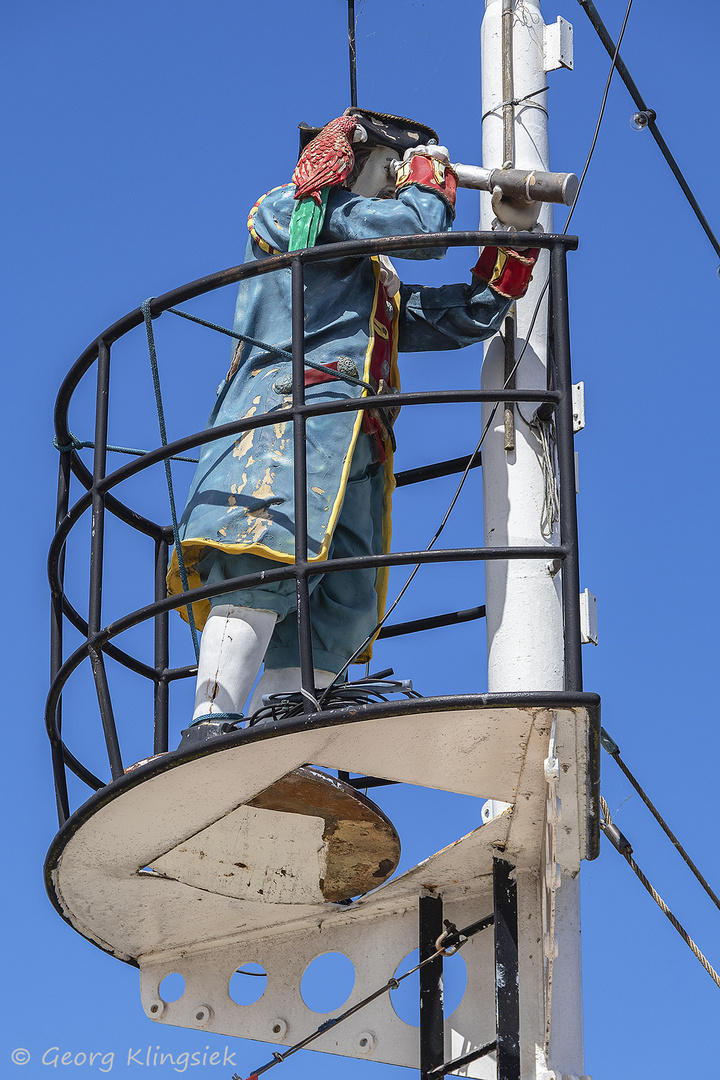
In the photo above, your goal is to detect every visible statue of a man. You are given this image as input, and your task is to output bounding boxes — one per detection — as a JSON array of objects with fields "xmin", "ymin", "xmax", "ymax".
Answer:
[{"xmin": 168, "ymin": 109, "xmax": 537, "ymax": 733}]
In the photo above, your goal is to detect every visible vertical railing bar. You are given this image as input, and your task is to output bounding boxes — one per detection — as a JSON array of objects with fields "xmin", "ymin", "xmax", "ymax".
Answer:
[
  {"xmin": 89, "ymin": 650, "xmax": 124, "ymax": 776},
  {"xmin": 419, "ymin": 893, "xmax": 445, "ymax": 1080},
  {"xmin": 550, "ymin": 243, "xmax": 583, "ymax": 692},
  {"xmin": 494, "ymin": 857, "xmax": 520, "ymax": 1080},
  {"xmin": 348, "ymin": 0, "xmax": 358, "ymax": 108},
  {"xmin": 89, "ymin": 340, "xmax": 124, "ymax": 777},
  {"xmin": 154, "ymin": 537, "xmax": 170, "ymax": 753},
  {"xmin": 50, "ymin": 449, "xmax": 72, "ymax": 824},
  {"xmin": 291, "ymin": 255, "xmax": 316, "ymax": 712},
  {"xmin": 503, "ymin": 310, "xmax": 516, "ymax": 450},
  {"xmin": 89, "ymin": 341, "xmax": 109, "ymax": 636}
]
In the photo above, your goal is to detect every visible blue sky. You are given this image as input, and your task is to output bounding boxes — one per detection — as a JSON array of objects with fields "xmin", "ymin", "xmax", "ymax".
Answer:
[{"xmin": 2, "ymin": 1, "xmax": 720, "ymax": 1077}]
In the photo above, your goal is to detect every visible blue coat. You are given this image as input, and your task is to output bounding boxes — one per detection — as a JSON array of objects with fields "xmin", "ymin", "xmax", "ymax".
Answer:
[{"xmin": 169, "ymin": 182, "xmax": 511, "ymax": 630}]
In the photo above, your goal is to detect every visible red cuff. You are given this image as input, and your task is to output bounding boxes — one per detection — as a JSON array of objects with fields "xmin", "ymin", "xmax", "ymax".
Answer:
[
  {"xmin": 395, "ymin": 155, "xmax": 458, "ymax": 214},
  {"xmin": 472, "ymin": 245, "xmax": 539, "ymax": 299}
]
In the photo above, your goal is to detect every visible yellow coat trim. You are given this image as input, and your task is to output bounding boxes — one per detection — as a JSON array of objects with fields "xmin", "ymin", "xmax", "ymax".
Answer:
[
  {"xmin": 246, "ymin": 186, "xmax": 286, "ymax": 256},
  {"xmin": 358, "ymin": 261, "xmax": 400, "ymax": 662}
]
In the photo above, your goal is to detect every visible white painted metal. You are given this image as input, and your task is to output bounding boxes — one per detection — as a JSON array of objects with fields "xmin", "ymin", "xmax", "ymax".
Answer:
[
  {"xmin": 579, "ymin": 589, "xmax": 598, "ymax": 646},
  {"xmin": 543, "ymin": 17, "xmax": 574, "ymax": 72},
  {"xmin": 150, "ymin": 804, "xmax": 328, "ymax": 905},
  {"xmin": 480, "ymin": 0, "xmax": 564, "ymax": 695},
  {"xmin": 481, "ymin": 798, "xmax": 511, "ymax": 823},
  {"xmin": 480, "ymin": 3, "xmax": 586, "ymax": 1075},
  {"xmin": 49, "ymin": 704, "xmax": 591, "ymax": 1074},
  {"xmin": 571, "ymin": 382, "xmax": 585, "ymax": 433},
  {"xmin": 139, "ymin": 829, "xmax": 507, "ymax": 1073}
]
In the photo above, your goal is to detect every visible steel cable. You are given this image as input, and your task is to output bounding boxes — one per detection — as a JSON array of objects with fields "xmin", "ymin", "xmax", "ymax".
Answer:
[
  {"xmin": 601, "ymin": 727, "xmax": 720, "ymax": 914},
  {"xmin": 563, "ymin": 0, "xmax": 634, "ymax": 235},
  {"xmin": 233, "ymin": 914, "xmax": 492, "ymax": 1080},
  {"xmin": 576, "ymin": 0, "xmax": 720, "ymax": 262},
  {"xmin": 600, "ymin": 797, "xmax": 720, "ymax": 990}
]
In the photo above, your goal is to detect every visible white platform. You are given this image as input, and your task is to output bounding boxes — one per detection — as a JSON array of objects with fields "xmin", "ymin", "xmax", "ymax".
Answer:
[{"xmin": 47, "ymin": 700, "xmax": 595, "ymax": 1075}]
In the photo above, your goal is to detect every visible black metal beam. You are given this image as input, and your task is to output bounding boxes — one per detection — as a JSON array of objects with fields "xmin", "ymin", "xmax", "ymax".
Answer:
[
  {"xmin": 153, "ymin": 537, "xmax": 170, "ymax": 754},
  {"xmin": 394, "ymin": 453, "xmax": 482, "ymax": 488},
  {"xmin": 494, "ymin": 858, "xmax": 520, "ymax": 1080},
  {"xmin": 419, "ymin": 894, "xmax": 445, "ymax": 1080},
  {"xmin": 88, "ymin": 340, "xmax": 123, "ymax": 779},
  {"xmin": 427, "ymin": 1041, "xmax": 497, "ymax": 1077},
  {"xmin": 347, "ymin": 0, "xmax": 357, "ymax": 107},
  {"xmin": 378, "ymin": 604, "xmax": 486, "ymax": 640},
  {"xmin": 550, "ymin": 245, "xmax": 583, "ymax": 692},
  {"xmin": 50, "ymin": 448, "xmax": 71, "ymax": 825},
  {"xmin": 576, "ymin": 0, "xmax": 720, "ymax": 260},
  {"xmin": 291, "ymin": 255, "xmax": 316, "ymax": 712}
]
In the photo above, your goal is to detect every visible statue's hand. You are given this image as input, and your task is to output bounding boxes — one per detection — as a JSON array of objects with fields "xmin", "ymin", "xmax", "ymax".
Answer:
[
  {"xmin": 403, "ymin": 144, "xmax": 451, "ymax": 165},
  {"xmin": 491, "ymin": 185, "xmax": 541, "ymax": 230},
  {"xmin": 395, "ymin": 145, "xmax": 458, "ymax": 212}
]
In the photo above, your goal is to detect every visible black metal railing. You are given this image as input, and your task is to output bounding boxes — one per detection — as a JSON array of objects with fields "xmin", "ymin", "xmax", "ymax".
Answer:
[{"xmin": 48, "ymin": 230, "xmax": 586, "ymax": 826}]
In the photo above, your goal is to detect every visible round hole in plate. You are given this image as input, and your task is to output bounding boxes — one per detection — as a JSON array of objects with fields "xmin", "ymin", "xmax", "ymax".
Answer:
[
  {"xmin": 229, "ymin": 963, "xmax": 267, "ymax": 1006},
  {"xmin": 158, "ymin": 973, "xmax": 185, "ymax": 1003},
  {"xmin": 357, "ymin": 1031, "xmax": 376, "ymax": 1053},
  {"xmin": 389, "ymin": 949, "xmax": 467, "ymax": 1027},
  {"xmin": 300, "ymin": 952, "xmax": 355, "ymax": 1013}
]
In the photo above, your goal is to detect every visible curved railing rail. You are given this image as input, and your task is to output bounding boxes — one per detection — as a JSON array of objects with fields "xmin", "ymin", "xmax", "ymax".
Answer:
[{"xmin": 49, "ymin": 230, "xmax": 580, "ymax": 825}]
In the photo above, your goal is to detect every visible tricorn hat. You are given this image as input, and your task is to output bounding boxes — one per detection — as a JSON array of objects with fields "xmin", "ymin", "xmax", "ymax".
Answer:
[{"xmin": 298, "ymin": 107, "xmax": 440, "ymax": 156}]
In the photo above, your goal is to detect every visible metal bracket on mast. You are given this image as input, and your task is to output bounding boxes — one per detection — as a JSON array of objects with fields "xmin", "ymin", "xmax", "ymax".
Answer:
[{"xmin": 543, "ymin": 17, "xmax": 574, "ymax": 72}]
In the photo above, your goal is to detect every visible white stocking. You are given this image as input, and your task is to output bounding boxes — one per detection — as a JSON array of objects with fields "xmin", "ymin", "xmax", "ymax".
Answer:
[
  {"xmin": 192, "ymin": 605, "xmax": 278, "ymax": 722},
  {"xmin": 247, "ymin": 666, "xmax": 336, "ymax": 721}
]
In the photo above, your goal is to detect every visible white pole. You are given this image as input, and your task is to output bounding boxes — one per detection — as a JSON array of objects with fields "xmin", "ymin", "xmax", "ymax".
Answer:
[
  {"xmin": 480, "ymin": 0, "xmax": 563, "ymax": 695},
  {"xmin": 479, "ymin": 3, "xmax": 585, "ymax": 1076}
]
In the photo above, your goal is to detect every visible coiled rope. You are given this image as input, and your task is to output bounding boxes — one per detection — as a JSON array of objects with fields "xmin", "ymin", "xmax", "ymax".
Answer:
[{"xmin": 531, "ymin": 413, "xmax": 559, "ymax": 539}]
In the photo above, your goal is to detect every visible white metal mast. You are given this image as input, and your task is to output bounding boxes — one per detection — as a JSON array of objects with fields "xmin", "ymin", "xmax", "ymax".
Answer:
[{"xmin": 480, "ymin": 2, "xmax": 585, "ymax": 1077}]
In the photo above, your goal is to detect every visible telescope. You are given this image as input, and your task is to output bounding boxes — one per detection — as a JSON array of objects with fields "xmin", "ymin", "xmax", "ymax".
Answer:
[
  {"xmin": 393, "ymin": 158, "xmax": 579, "ymax": 207},
  {"xmin": 453, "ymin": 163, "xmax": 578, "ymax": 206}
]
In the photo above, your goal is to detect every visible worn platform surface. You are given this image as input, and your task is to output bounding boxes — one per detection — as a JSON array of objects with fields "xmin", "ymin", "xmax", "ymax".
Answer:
[
  {"xmin": 46, "ymin": 700, "xmax": 595, "ymax": 964},
  {"xmin": 151, "ymin": 765, "xmax": 401, "ymax": 904},
  {"xmin": 46, "ymin": 698, "xmax": 597, "ymax": 1073}
]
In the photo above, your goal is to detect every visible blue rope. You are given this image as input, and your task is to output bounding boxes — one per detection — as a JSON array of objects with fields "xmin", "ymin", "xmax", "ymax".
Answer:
[
  {"xmin": 189, "ymin": 712, "xmax": 243, "ymax": 726},
  {"xmin": 166, "ymin": 306, "xmax": 374, "ymax": 393},
  {"xmin": 142, "ymin": 298, "xmax": 200, "ymax": 662},
  {"xmin": 53, "ymin": 432, "xmax": 198, "ymax": 463}
]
